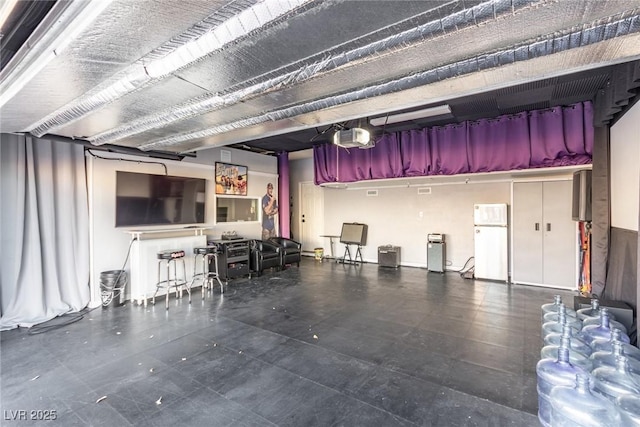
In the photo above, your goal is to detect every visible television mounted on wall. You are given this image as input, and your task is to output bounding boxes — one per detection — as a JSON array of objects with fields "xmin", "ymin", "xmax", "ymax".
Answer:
[{"xmin": 115, "ymin": 171, "xmax": 206, "ymax": 227}]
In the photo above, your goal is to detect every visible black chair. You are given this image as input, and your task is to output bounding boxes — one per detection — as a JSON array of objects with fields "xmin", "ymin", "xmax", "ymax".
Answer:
[
  {"xmin": 250, "ymin": 240, "xmax": 282, "ymax": 276},
  {"xmin": 269, "ymin": 237, "xmax": 302, "ymax": 267}
]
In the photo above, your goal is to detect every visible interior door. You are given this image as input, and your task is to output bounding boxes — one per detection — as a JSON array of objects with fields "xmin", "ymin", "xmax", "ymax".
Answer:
[
  {"xmin": 299, "ymin": 182, "xmax": 324, "ymax": 253},
  {"xmin": 512, "ymin": 182, "xmax": 544, "ymax": 284},
  {"xmin": 542, "ymin": 180, "xmax": 577, "ymax": 289}
]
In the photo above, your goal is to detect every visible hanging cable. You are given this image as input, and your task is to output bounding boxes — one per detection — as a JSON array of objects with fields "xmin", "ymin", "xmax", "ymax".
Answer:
[
  {"xmin": 28, "ymin": 237, "xmax": 136, "ymax": 335},
  {"xmin": 86, "ymin": 149, "xmax": 168, "ymax": 175},
  {"xmin": 101, "ymin": 237, "xmax": 136, "ymax": 307},
  {"xmin": 457, "ymin": 256, "xmax": 475, "ymax": 279}
]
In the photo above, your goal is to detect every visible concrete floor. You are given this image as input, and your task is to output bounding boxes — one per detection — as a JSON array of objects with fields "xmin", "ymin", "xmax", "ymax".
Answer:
[{"xmin": 1, "ymin": 257, "xmax": 574, "ymax": 426}]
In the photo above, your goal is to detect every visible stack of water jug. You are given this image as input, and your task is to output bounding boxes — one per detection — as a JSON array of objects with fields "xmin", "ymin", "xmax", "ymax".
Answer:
[{"xmin": 537, "ymin": 295, "xmax": 640, "ymax": 426}]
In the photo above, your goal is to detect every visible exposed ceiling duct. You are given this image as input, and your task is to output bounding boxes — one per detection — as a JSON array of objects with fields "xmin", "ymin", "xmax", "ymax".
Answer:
[
  {"xmin": 0, "ymin": 0, "xmax": 114, "ymax": 107},
  {"xmin": 1, "ymin": 0, "xmax": 640, "ymax": 155},
  {"xmin": 88, "ymin": 0, "xmax": 533, "ymax": 147},
  {"xmin": 27, "ymin": 0, "xmax": 316, "ymax": 138}
]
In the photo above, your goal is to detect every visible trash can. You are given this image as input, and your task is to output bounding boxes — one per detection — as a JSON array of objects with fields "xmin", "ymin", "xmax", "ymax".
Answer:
[
  {"xmin": 314, "ymin": 248, "xmax": 324, "ymax": 261},
  {"xmin": 100, "ymin": 270, "xmax": 127, "ymax": 307}
]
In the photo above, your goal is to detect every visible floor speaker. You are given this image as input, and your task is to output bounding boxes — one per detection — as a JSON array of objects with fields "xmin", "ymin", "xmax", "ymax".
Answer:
[{"xmin": 378, "ymin": 246, "xmax": 401, "ymax": 268}]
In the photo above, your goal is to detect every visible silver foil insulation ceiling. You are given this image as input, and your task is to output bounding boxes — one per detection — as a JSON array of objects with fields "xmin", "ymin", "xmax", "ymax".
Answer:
[{"xmin": 2, "ymin": 0, "xmax": 640, "ymax": 153}]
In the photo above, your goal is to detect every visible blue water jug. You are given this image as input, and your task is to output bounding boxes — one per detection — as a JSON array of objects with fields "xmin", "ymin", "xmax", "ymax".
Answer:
[
  {"xmin": 591, "ymin": 341, "xmax": 640, "ymax": 374},
  {"xmin": 582, "ymin": 308, "xmax": 631, "ymax": 346},
  {"xmin": 550, "ymin": 373, "xmax": 621, "ymax": 426},
  {"xmin": 544, "ymin": 324, "xmax": 592, "ymax": 357},
  {"xmin": 617, "ymin": 394, "xmax": 640, "ymax": 426},
  {"xmin": 577, "ymin": 298, "xmax": 616, "ymax": 323},
  {"xmin": 542, "ymin": 311, "xmax": 582, "ymax": 340},
  {"xmin": 542, "ymin": 295, "xmax": 577, "ymax": 320},
  {"xmin": 541, "ymin": 334, "xmax": 592, "ymax": 371},
  {"xmin": 592, "ymin": 329, "xmax": 640, "ymax": 362},
  {"xmin": 536, "ymin": 347, "xmax": 588, "ymax": 427},
  {"xmin": 592, "ymin": 356, "xmax": 640, "ymax": 403}
]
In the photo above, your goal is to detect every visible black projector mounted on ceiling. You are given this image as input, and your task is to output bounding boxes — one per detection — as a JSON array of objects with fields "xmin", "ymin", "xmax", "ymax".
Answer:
[{"xmin": 332, "ymin": 128, "xmax": 371, "ymax": 149}]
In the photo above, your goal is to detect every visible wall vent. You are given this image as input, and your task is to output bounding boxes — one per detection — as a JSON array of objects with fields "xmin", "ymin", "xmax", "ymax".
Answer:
[
  {"xmin": 221, "ymin": 149, "xmax": 231, "ymax": 163},
  {"xmin": 418, "ymin": 187, "xmax": 432, "ymax": 195},
  {"xmin": 366, "ymin": 189, "xmax": 378, "ymax": 197}
]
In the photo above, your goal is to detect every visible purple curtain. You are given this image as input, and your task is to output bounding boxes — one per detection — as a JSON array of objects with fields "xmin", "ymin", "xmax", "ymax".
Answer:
[
  {"xmin": 430, "ymin": 123, "xmax": 469, "ymax": 175},
  {"xmin": 313, "ymin": 144, "xmax": 339, "ymax": 184},
  {"xmin": 400, "ymin": 129, "xmax": 431, "ymax": 176},
  {"xmin": 277, "ymin": 152, "xmax": 290, "ymax": 239},
  {"xmin": 529, "ymin": 106, "xmax": 569, "ymax": 167},
  {"xmin": 468, "ymin": 112, "xmax": 530, "ymax": 172},
  {"xmin": 314, "ymin": 101, "xmax": 594, "ymax": 184},
  {"xmin": 371, "ymin": 133, "xmax": 403, "ymax": 179},
  {"xmin": 336, "ymin": 145, "xmax": 371, "ymax": 182},
  {"xmin": 563, "ymin": 101, "xmax": 593, "ymax": 165}
]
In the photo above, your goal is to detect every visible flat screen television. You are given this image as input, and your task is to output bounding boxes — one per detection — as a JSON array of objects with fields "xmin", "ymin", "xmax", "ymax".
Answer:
[{"xmin": 115, "ymin": 171, "xmax": 206, "ymax": 227}]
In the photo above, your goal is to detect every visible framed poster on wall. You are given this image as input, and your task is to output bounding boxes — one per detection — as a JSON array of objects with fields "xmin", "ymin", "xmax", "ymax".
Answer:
[{"xmin": 215, "ymin": 162, "xmax": 248, "ymax": 196}]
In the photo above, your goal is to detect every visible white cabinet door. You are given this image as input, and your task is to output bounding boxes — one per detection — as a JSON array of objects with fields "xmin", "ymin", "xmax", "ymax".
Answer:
[
  {"xmin": 512, "ymin": 182, "xmax": 544, "ymax": 284},
  {"xmin": 542, "ymin": 180, "xmax": 576, "ymax": 288},
  {"xmin": 512, "ymin": 180, "xmax": 576, "ymax": 289}
]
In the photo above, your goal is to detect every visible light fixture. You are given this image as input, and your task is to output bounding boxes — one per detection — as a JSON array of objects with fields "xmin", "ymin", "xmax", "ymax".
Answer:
[{"xmin": 369, "ymin": 104, "xmax": 452, "ymax": 126}]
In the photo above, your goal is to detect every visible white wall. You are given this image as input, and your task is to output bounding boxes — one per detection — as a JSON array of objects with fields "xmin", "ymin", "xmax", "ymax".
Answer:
[
  {"xmin": 288, "ymin": 156, "xmax": 581, "ymax": 271},
  {"xmin": 322, "ymin": 181, "xmax": 510, "ymax": 269},
  {"xmin": 88, "ymin": 147, "xmax": 276, "ymax": 306},
  {"xmin": 611, "ymin": 100, "xmax": 640, "ymax": 231}
]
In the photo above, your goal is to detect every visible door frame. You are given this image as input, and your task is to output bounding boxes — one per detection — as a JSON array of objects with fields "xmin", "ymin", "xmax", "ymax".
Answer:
[{"xmin": 298, "ymin": 181, "xmax": 324, "ymax": 254}]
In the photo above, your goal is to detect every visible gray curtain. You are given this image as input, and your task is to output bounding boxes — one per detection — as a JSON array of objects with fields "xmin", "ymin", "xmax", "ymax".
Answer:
[
  {"xmin": 605, "ymin": 227, "xmax": 637, "ymax": 307},
  {"xmin": 591, "ymin": 125, "xmax": 610, "ymax": 297},
  {"xmin": 0, "ymin": 134, "xmax": 90, "ymax": 330}
]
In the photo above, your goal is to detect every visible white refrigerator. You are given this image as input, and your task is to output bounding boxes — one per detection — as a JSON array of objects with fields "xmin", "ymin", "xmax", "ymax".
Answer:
[{"xmin": 474, "ymin": 203, "xmax": 508, "ymax": 282}]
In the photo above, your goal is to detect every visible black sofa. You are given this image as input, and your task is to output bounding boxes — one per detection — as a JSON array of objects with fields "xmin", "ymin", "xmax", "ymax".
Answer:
[
  {"xmin": 269, "ymin": 237, "xmax": 302, "ymax": 267},
  {"xmin": 250, "ymin": 239, "xmax": 282, "ymax": 276}
]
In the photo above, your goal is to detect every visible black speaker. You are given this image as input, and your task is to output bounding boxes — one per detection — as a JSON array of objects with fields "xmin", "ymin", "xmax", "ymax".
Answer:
[{"xmin": 572, "ymin": 170, "xmax": 592, "ymax": 221}]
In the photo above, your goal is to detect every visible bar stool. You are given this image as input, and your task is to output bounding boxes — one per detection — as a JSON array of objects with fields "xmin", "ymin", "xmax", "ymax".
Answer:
[
  {"xmin": 191, "ymin": 245, "xmax": 225, "ymax": 296},
  {"xmin": 152, "ymin": 249, "xmax": 189, "ymax": 309}
]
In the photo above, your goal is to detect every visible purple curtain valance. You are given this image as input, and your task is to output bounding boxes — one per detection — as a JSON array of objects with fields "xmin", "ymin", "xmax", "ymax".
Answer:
[{"xmin": 314, "ymin": 101, "xmax": 593, "ymax": 185}]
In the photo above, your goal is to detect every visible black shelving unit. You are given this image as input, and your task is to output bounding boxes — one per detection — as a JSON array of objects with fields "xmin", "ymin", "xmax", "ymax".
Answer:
[{"xmin": 207, "ymin": 239, "xmax": 251, "ymax": 281}]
